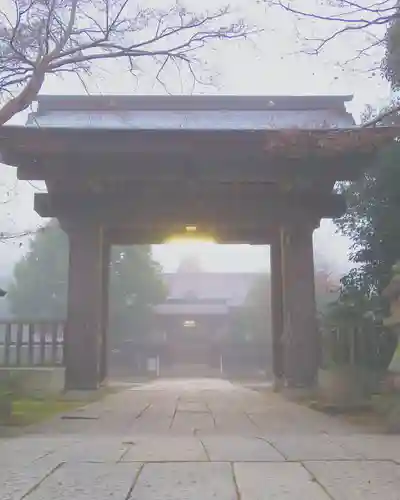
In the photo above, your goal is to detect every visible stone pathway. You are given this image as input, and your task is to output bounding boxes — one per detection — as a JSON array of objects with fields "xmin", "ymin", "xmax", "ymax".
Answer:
[{"xmin": 1, "ymin": 378, "xmax": 400, "ymax": 499}]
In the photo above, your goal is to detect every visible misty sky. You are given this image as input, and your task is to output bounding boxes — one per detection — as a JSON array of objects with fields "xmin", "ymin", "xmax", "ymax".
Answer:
[{"xmin": 0, "ymin": 0, "xmax": 392, "ymax": 276}]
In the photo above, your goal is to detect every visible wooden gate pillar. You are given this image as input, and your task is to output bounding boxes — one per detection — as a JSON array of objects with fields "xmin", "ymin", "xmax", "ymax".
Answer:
[
  {"xmin": 99, "ymin": 239, "xmax": 111, "ymax": 384},
  {"xmin": 281, "ymin": 220, "xmax": 319, "ymax": 389},
  {"xmin": 270, "ymin": 235, "xmax": 284, "ymax": 391},
  {"xmin": 64, "ymin": 223, "xmax": 103, "ymax": 390}
]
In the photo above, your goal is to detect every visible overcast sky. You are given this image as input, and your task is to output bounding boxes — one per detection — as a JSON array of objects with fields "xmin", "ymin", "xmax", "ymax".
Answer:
[{"xmin": 0, "ymin": 0, "xmax": 392, "ymax": 276}]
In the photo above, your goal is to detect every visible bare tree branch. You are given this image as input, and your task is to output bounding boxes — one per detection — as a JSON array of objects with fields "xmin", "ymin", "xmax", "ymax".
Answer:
[
  {"xmin": 0, "ymin": 0, "xmax": 254, "ymax": 124},
  {"xmin": 268, "ymin": 0, "xmax": 398, "ymax": 58},
  {"xmin": 270, "ymin": 1, "xmax": 398, "ymax": 28},
  {"xmin": 269, "ymin": 1, "xmax": 400, "ymax": 118},
  {"xmin": 0, "ymin": 226, "xmax": 44, "ymax": 242},
  {"xmin": 362, "ymin": 101, "xmax": 400, "ymax": 126}
]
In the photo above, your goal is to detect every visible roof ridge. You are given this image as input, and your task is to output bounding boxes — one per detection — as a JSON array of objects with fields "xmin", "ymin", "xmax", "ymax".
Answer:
[{"xmin": 34, "ymin": 94, "xmax": 354, "ymax": 113}]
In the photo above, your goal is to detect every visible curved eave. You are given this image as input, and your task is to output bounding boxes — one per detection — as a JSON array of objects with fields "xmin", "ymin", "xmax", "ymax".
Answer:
[{"xmin": 0, "ymin": 125, "xmax": 398, "ymax": 164}]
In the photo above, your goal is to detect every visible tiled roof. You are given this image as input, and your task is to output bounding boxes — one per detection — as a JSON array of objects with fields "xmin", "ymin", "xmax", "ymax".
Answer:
[
  {"xmin": 161, "ymin": 272, "xmax": 264, "ymax": 307},
  {"xmin": 154, "ymin": 303, "xmax": 229, "ymax": 315},
  {"xmin": 26, "ymin": 94, "xmax": 354, "ymax": 130}
]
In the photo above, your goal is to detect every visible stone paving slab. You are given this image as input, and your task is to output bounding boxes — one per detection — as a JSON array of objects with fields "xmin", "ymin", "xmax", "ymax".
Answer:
[
  {"xmin": 129, "ymin": 462, "xmax": 236, "ymax": 500},
  {"xmin": 246, "ymin": 412, "xmax": 309, "ymax": 434},
  {"xmin": 61, "ymin": 406, "xmax": 102, "ymax": 420},
  {"xmin": 0, "ymin": 459, "xmax": 60, "ymax": 500},
  {"xmin": 121, "ymin": 436, "xmax": 208, "ymax": 462},
  {"xmin": 305, "ymin": 460, "xmax": 400, "ymax": 500},
  {"xmin": 26, "ymin": 462, "xmax": 142, "ymax": 500},
  {"xmin": 249, "ymin": 412, "xmax": 350, "ymax": 435},
  {"xmin": 207, "ymin": 400, "xmax": 267, "ymax": 414},
  {"xmin": 176, "ymin": 400, "xmax": 209, "ymax": 413},
  {"xmin": 0, "ymin": 437, "xmax": 68, "ymax": 467},
  {"xmin": 171, "ymin": 411, "xmax": 215, "ymax": 433},
  {"xmin": 52, "ymin": 438, "xmax": 130, "ymax": 463},
  {"xmin": 3, "ymin": 379, "xmax": 400, "ymax": 499},
  {"xmin": 201, "ymin": 436, "xmax": 285, "ymax": 462},
  {"xmin": 213, "ymin": 413, "xmax": 260, "ymax": 435},
  {"xmin": 234, "ymin": 462, "xmax": 331, "ymax": 499},
  {"xmin": 267, "ymin": 435, "xmax": 363, "ymax": 461},
  {"xmin": 141, "ymin": 402, "xmax": 178, "ymax": 418},
  {"xmin": 129, "ymin": 410, "xmax": 172, "ymax": 433},
  {"xmin": 332, "ymin": 434, "xmax": 400, "ymax": 461}
]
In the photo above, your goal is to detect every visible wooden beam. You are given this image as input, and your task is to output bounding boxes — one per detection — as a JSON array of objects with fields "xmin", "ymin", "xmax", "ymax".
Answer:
[
  {"xmin": 15, "ymin": 151, "xmax": 368, "ymax": 183},
  {"xmin": 106, "ymin": 225, "xmax": 277, "ymax": 245},
  {"xmin": 0, "ymin": 125, "xmax": 392, "ymax": 177},
  {"xmin": 16, "ymin": 154, "xmax": 288, "ymax": 182},
  {"xmin": 1, "ymin": 129, "xmax": 272, "ymax": 155},
  {"xmin": 35, "ymin": 190, "xmax": 346, "ymax": 222}
]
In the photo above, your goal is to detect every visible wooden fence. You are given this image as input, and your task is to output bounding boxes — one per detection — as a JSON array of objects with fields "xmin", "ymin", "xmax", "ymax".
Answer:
[
  {"xmin": 0, "ymin": 322, "xmax": 270, "ymax": 375},
  {"xmin": 0, "ymin": 321, "xmax": 65, "ymax": 367}
]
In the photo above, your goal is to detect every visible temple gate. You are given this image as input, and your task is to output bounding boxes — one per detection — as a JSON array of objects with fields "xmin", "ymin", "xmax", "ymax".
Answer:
[{"xmin": 0, "ymin": 95, "xmax": 394, "ymax": 391}]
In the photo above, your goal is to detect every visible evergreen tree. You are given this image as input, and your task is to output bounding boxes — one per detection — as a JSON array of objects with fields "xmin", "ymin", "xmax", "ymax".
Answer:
[
  {"xmin": 332, "ymin": 143, "xmax": 400, "ymax": 370},
  {"xmin": 7, "ymin": 221, "xmax": 166, "ymax": 345}
]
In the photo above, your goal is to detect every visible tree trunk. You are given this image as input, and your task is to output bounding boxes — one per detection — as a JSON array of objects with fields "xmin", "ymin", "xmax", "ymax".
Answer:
[{"xmin": 0, "ymin": 69, "xmax": 46, "ymax": 125}]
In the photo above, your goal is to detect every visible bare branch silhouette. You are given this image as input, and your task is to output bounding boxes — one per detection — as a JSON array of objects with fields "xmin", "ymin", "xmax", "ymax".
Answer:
[
  {"xmin": 0, "ymin": 0, "xmax": 253, "ymax": 124},
  {"xmin": 268, "ymin": 1, "xmax": 400, "ymax": 126},
  {"xmin": 268, "ymin": 0, "xmax": 397, "ymax": 54}
]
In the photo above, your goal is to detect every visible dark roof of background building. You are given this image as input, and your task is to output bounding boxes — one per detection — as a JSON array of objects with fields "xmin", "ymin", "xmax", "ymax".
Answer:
[
  {"xmin": 154, "ymin": 303, "xmax": 230, "ymax": 315},
  {"xmin": 161, "ymin": 272, "xmax": 265, "ymax": 308},
  {"xmin": 26, "ymin": 94, "xmax": 355, "ymax": 131}
]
